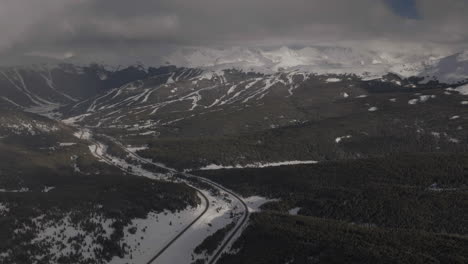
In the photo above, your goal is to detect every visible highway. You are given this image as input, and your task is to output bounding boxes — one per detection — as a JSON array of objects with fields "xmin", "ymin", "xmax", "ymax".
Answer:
[{"xmin": 90, "ymin": 134, "xmax": 250, "ymax": 264}]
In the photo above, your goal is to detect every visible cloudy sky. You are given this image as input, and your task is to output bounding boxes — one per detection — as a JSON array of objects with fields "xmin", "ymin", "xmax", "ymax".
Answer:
[{"xmin": 0, "ymin": 0, "xmax": 467, "ymax": 64}]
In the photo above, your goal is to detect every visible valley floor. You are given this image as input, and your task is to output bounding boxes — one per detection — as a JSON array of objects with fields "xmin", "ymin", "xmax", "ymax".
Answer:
[{"xmin": 84, "ymin": 133, "xmax": 265, "ymax": 264}]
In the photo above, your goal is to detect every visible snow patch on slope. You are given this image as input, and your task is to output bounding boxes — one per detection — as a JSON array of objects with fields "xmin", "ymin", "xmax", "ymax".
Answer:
[
  {"xmin": 197, "ymin": 160, "xmax": 318, "ymax": 170},
  {"xmin": 455, "ymin": 84, "xmax": 468, "ymax": 95},
  {"xmin": 110, "ymin": 202, "xmax": 207, "ymax": 264}
]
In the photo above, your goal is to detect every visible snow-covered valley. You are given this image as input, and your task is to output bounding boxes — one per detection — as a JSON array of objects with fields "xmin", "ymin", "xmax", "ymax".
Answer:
[
  {"xmin": 2, "ymin": 0, "xmax": 468, "ymax": 262},
  {"xmin": 77, "ymin": 130, "xmax": 267, "ymax": 264}
]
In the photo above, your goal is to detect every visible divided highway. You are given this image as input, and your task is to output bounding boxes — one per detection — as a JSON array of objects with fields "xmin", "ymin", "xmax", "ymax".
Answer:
[{"xmin": 90, "ymin": 134, "xmax": 249, "ymax": 264}]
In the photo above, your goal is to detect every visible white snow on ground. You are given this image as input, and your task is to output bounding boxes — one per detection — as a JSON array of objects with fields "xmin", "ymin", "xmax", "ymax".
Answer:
[
  {"xmin": 408, "ymin": 95, "xmax": 436, "ymax": 105},
  {"xmin": 342, "ymin": 92, "xmax": 349, "ymax": 98},
  {"xmin": 431, "ymin": 132, "xmax": 441, "ymax": 138},
  {"xmin": 368, "ymin": 106, "xmax": 378, "ymax": 112},
  {"xmin": 81, "ymin": 138, "xmax": 249, "ymax": 264},
  {"xmin": 29, "ymin": 213, "xmax": 115, "ymax": 263},
  {"xmin": 88, "ymin": 143, "xmax": 101, "ymax": 156},
  {"xmin": 197, "ymin": 71, "xmax": 216, "ymax": 81},
  {"xmin": 139, "ymin": 131, "xmax": 158, "ymax": 136},
  {"xmin": 325, "ymin": 78, "xmax": 341, "ymax": 83},
  {"xmin": 25, "ymin": 103, "xmax": 62, "ymax": 119},
  {"xmin": 450, "ymin": 115, "xmax": 460, "ymax": 120},
  {"xmin": 356, "ymin": 94, "xmax": 368, "ymax": 98},
  {"xmin": 227, "ymin": 84, "xmax": 238, "ymax": 95},
  {"xmin": 62, "ymin": 114, "xmax": 92, "ymax": 125},
  {"xmin": 389, "ymin": 98, "xmax": 397, "ymax": 102},
  {"xmin": 461, "ymin": 101, "xmax": 468, "ymax": 105},
  {"xmin": 86, "ymin": 140, "xmax": 165, "ymax": 180},
  {"xmin": 1, "ymin": 97, "xmax": 22, "ymax": 107},
  {"xmin": 73, "ymin": 129, "xmax": 92, "ymax": 140},
  {"xmin": 213, "ymin": 196, "xmax": 277, "ymax": 261},
  {"xmin": 0, "ymin": 203, "xmax": 9, "ymax": 215},
  {"xmin": 153, "ymin": 187, "xmax": 244, "ymax": 264},
  {"xmin": 0, "ymin": 187, "xmax": 29, "ymax": 193},
  {"xmin": 70, "ymin": 155, "xmax": 81, "ymax": 172},
  {"xmin": 42, "ymin": 186, "xmax": 55, "ymax": 193},
  {"xmin": 59, "ymin": 142, "xmax": 76, "ymax": 147},
  {"xmin": 40, "ymin": 68, "xmax": 79, "ymax": 102},
  {"xmin": 197, "ymin": 160, "xmax": 318, "ymax": 170},
  {"xmin": 429, "ymin": 131, "xmax": 461, "ymax": 144},
  {"xmin": 110, "ymin": 155, "xmax": 162, "ymax": 180},
  {"xmin": 0, "ymin": 118, "xmax": 59, "ymax": 136},
  {"xmin": 455, "ymin": 84, "xmax": 468, "ymax": 95},
  {"xmin": 427, "ymin": 183, "xmax": 460, "ymax": 192},
  {"xmin": 419, "ymin": 95, "xmax": 436, "ymax": 102},
  {"xmin": 289, "ymin": 207, "xmax": 301, "ymax": 215},
  {"xmin": 126, "ymin": 145, "xmax": 149, "ymax": 153},
  {"xmin": 110, "ymin": 198, "xmax": 207, "ymax": 264},
  {"xmin": 244, "ymin": 196, "xmax": 277, "ymax": 213},
  {"xmin": 98, "ymin": 72, "xmax": 108, "ymax": 81},
  {"xmin": 335, "ymin": 135, "xmax": 352, "ymax": 143},
  {"xmin": 166, "ymin": 74, "xmax": 175, "ymax": 84}
]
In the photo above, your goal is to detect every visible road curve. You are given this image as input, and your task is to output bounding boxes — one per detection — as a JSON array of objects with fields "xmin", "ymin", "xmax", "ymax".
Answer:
[
  {"xmin": 86, "ymin": 138, "xmax": 212, "ymax": 264},
  {"xmin": 108, "ymin": 137, "xmax": 250, "ymax": 264},
  {"xmin": 192, "ymin": 171, "xmax": 249, "ymax": 264}
]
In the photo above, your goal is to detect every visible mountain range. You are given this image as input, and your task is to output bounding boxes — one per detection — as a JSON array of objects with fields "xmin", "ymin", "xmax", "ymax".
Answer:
[{"xmin": 1, "ymin": 46, "xmax": 468, "ymax": 264}]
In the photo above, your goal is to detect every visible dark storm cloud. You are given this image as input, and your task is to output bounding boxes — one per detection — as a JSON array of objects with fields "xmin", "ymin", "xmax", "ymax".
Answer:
[
  {"xmin": 0, "ymin": 0, "xmax": 467, "ymax": 61},
  {"xmin": 384, "ymin": 0, "xmax": 420, "ymax": 19}
]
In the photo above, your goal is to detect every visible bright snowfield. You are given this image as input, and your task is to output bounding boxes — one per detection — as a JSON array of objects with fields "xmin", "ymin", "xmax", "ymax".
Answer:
[
  {"xmin": 244, "ymin": 196, "xmax": 277, "ymax": 213},
  {"xmin": 78, "ymin": 133, "xmax": 271, "ymax": 264},
  {"xmin": 153, "ymin": 188, "xmax": 244, "ymax": 264},
  {"xmin": 110, "ymin": 198, "xmax": 207, "ymax": 264},
  {"xmin": 335, "ymin": 135, "xmax": 352, "ymax": 143},
  {"xmin": 325, "ymin": 78, "xmax": 342, "ymax": 83},
  {"xmin": 164, "ymin": 46, "xmax": 468, "ymax": 83},
  {"xmin": 408, "ymin": 94, "xmax": 437, "ymax": 105},
  {"xmin": 4, "ymin": 204, "xmax": 208, "ymax": 264},
  {"xmin": 455, "ymin": 84, "xmax": 468, "ymax": 95},
  {"xmin": 288, "ymin": 207, "xmax": 302, "ymax": 215}
]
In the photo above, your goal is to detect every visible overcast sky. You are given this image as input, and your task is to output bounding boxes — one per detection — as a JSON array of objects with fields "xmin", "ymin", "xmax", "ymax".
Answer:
[{"xmin": 0, "ymin": 0, "xmax": 467, "ymax": 63}]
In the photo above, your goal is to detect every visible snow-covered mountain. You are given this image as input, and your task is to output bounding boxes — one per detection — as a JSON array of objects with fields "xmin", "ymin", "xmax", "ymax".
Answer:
[
  {"xmin": 1, "ymin": 46, "xmax": 467, "ymax": 130},
  {"xmin": 0, "ymin": 63, "xmax": 176, "ymax": 113},
  {"xmin": 418, "ymin": 51, "xmax": 468, "ymax": 84},
  {"xmin": 2, "ymin": 47, "xmax": 468, "ymax": 264},
  {"xmin": 164, "ymin": 46, "xmax": 468, "ymax": 83},
  {"xmin": 1, "ymin": 46, "xmax": 466, "ymax": 111}
]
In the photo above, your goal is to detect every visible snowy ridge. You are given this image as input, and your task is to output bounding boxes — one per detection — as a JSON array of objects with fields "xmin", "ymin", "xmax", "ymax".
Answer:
[
  {"xmin": 164, "ymin": 46, "xmax": 468, "ymax": 84},
  {"xmin": 62, "ymin": 69, "xmax": 317, "ymax": 130}
]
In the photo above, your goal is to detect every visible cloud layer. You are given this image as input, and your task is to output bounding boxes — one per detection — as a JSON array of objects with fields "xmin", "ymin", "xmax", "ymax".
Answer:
[{"xmin": 1, "ymin": 0, "xmax": 467, "ymax": 63}]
